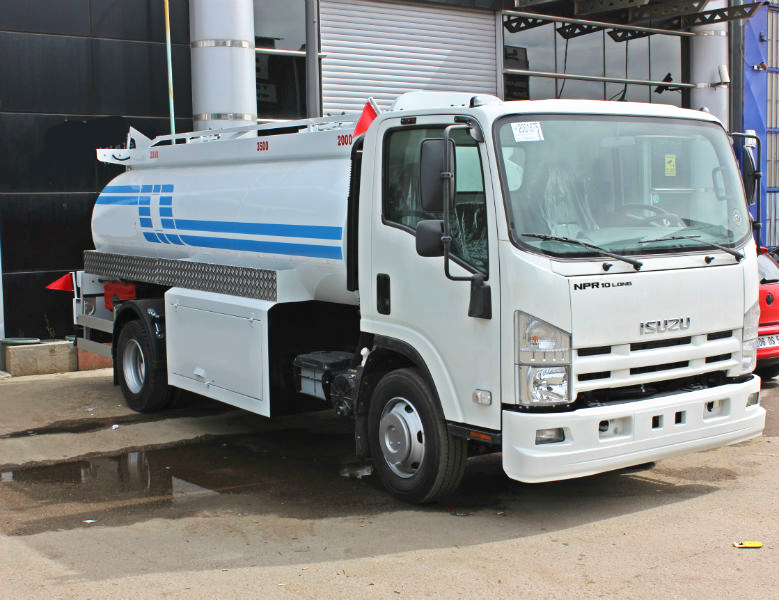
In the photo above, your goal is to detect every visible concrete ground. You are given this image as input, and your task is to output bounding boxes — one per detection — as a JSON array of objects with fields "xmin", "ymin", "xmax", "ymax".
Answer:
[{"xmin": 0, "ymin": 369, "xmax": 776, "ymax": 599}]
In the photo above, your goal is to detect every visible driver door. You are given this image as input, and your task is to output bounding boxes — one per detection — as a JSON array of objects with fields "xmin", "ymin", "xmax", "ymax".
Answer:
[{"xmin": 363, "ymin": 116, "xmax": 502, "ymax": 431}]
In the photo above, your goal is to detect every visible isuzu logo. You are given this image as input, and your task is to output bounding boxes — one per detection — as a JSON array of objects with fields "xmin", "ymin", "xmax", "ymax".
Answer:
[{"xmin": 640, "ymin": 317, "xmax": 691, "ymax": 335}]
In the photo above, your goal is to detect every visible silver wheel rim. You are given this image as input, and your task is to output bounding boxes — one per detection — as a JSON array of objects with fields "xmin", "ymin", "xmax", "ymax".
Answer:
[
  {"xmin": 378, "ymin": 396, "xmax": 425, "ymax": 478},
  {"xmin": 123, "ymin": 338, "xmax": 146, "ymax": 395}
]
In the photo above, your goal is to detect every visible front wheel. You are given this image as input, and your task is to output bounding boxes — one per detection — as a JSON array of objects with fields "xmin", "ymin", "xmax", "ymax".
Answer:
[
  {"xmin": 117, "ymin": 320, "xmax": 173, "ymax": 412},
  {"xmin": 368, "ymin": 368, "xmax": 466, "ymax": 503}
]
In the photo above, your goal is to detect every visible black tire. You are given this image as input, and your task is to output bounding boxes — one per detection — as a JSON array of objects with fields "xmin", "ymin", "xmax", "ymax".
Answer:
[
  {"xmin": 116, "ymin": 320, "xmax": 173, "ymax": 413},
  {"xmin": 756, "ymin": 365, "xmax": 779, "ymax": 380},
  {"xmin": 368, "ymin": 368, "xmax": 467, "ymax": 503}
]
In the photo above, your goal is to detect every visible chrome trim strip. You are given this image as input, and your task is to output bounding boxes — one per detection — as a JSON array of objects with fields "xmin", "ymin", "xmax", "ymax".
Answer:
[
  {"xmin": 191, "ymin": 39, "xmax": 252, "ymax": 49},
  {"xmin": 195, "ymin": 112, "xmax": 258, "ymax": 122}
]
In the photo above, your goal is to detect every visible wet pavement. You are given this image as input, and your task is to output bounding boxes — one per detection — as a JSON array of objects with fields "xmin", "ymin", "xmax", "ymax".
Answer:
[{"xmin": 0, "ymin": 372, "xmax": 775, "ymax": 598}]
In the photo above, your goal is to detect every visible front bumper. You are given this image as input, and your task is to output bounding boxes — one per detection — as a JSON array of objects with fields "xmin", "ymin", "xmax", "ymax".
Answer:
[{"xmin": 502, "ymin": 376, "xmax": 765, "ymax": 483}]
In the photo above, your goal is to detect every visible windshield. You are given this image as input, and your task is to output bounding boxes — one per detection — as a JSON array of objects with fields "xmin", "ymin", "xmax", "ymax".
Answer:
[
  {"xmin": 495, "ymin": 115, "xmax": 751, "ymax": 258},
  {"xmin": 758, "ymin": 253, "xmax": 779, "ymax": 282}
]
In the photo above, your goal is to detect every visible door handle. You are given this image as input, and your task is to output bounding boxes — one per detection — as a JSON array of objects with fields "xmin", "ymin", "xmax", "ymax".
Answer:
[{"xmin": 377, "ymin": 273, "xmax": 390, "ymax": 315}]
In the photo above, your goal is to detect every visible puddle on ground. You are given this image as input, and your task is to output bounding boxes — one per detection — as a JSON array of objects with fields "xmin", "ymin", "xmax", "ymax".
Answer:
[
  {"xmin": 1, "ymin": 424, "xmax": 359, "ymax": 500},
  {"xmin": 0, "ymin": 393, "xmax": 227, "ymax": 440},
  {"xmin": 0, "ymin": 416, "xmax": 402, "ymax": 534},
  {"xmin": 0, "ymin": 407, "xmax": 730, "ymax": 537}
]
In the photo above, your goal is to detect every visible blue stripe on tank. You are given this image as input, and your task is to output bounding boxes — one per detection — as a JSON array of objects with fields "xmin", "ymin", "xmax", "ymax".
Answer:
[
  {"xmin": 178, "ymin": 235, "xmax": 342, "ymax": 259},
  {"xmin": 173, "ymin": 219, "xmax": 342, "ymax": 240},
  {"xmin": 102, "ymin": 185, "xmax": 140, "ymax": 194},
  {"xmin": 96, "ymin": 195, "xmax": 138, "ymax": 205}
]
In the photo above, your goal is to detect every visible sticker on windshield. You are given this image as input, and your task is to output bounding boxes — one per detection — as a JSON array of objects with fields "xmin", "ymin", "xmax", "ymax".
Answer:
[
  {"xmin": 511, "ymin": 121, "xmax": 544, "ymax": 142},
  {"xmin": 665, "ymin": 154, "xmax": 677, "ymax": 176}
]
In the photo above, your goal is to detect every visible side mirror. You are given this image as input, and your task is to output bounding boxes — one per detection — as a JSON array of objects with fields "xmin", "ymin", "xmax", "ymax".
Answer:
[
  {"xmin": 742, "ymin": 147, "xmax": 757, "ymax": 205},
  {"xmin": 416, "ymin": 220, "xmax": 444, "ymax": 257},
  {"xmin": 419, "ymin": 138, "xmax": 455, "ymax": 212}
]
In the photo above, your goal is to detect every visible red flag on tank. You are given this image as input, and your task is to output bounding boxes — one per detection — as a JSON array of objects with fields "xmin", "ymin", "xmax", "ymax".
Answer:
[
  {"xmin": 46, "ymin": 273, "xmax": 74, "ymax": 292},
  {"xmin": 353, "ymin": 98, "xmax": 380, "ymax": 137}
]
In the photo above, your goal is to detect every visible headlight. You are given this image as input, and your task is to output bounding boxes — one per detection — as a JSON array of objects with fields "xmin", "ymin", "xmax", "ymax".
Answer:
[
  {"xmin": 515, "ymin": 312, "xmax": 572, "ymax": 407},
  {"xmin": 740, "ymin": 301, "xmax": 760, "ymax": 374}
]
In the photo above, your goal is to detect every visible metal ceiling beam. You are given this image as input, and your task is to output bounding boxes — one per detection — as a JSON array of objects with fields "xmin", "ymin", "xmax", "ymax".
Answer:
[
  {"xmin": 605, "ymin": 2, "xmax": 765, "ymax": 42},
  {"xmin": 627, "ymin": 0, "xmax": 710, "ymax": 24},
  {"xmin": 574, "ymin": 0, "xmax": 648, "ymax": 17},
  {"xmin": 607, "ymin": 28, "xmax": 652, "ymax": 41},
  {"xmin": 503, "ymin": 9, "xmax": 696, "ymax": 36},
  {"xmin": 556, "ymin": 22, "xmax": 605, "ymax": 39},
  {"xmin": 676, "ymin": 2, "xmax": 765, "ymax": 28},
  {"xmin": 504, "ymin": 15, "xmax": 553, "ymax": 33}
]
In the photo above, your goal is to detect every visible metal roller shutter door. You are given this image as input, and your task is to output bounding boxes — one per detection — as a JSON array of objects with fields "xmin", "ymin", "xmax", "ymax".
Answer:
[{"xmin": 319, "ymin": 0, "xmax": 498, "ymax": 113}]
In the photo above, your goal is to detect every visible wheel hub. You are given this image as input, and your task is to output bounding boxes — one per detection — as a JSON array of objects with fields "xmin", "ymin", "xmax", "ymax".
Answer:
[
  {"xmin": 378, "ymin": 396, "xmax": 425, "ymax": 478},
  {"xmin": 123, "ymin": 338, "xmax": 146, "ymax": 395}
]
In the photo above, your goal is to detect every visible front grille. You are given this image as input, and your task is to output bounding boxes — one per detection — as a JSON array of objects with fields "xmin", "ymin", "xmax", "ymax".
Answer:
[
  {"xmin": 578, "ymin": 371, "xmax": 610, "ymax": 382},
  {"xmin": 706, "ymin": 353, "xmax": 731, "ymax": 364},
  {"xmin": 630, "ymin": 360, "xmax": 688, "ymax": 375},
  {"xmin": 578, "ymin": 346, "xmax": 611, "ymax": 357},
  {"xmin": 574, "ymin": 330, "xmax": 739, "ymax": 394},
  {"xmin": 707, "ymin": 330, "xmax": 732, "ymax": 341},
  {"xmin": 631, "ymin": 337, "xmax": 691, "ymax": 352}
]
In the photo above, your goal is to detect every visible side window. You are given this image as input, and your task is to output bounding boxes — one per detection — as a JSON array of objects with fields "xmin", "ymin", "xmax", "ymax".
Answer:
[{"xmin": 383, "ymin": 127, "xmax": 489, "ymax": 274}]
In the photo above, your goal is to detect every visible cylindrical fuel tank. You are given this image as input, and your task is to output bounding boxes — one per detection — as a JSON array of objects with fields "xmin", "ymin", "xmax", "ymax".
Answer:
[{"xmin": 92, "ymin": 124, "xmax": 357, "ymax": 304}]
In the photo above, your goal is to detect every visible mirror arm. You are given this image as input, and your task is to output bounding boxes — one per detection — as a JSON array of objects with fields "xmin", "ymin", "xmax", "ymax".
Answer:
[
  {"xmin": 441, "ymin": 124, "xmax": 473, "ymax": 282},
  {"xmin": 731, "ymin": 131, "xmax": 762, "ymax": 246},
  {"xmin": 439, "ymin": 122, "xmax": 492, "ymax": 319}
]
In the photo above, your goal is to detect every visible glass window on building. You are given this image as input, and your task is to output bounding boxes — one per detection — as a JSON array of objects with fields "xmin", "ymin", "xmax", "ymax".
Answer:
[
  {"xmin": 554, "ymin": 29, "xmax": 604, "ymax": 100},
  {"xmin": 254, "ymin": 0, "xmax": 307, "ymax": 119},
  {"xmin": 605, "ymin": 36, "xmax": 650, "ymax": 103},
  {"xmin": 503, "ymin": 16, "xmax": 686, "ymax": 107},
  {"xmin": 649, "ymin": 36, "xmax": 683, "ymax": 107},
  {"xmin": 504, "ymin": 23, "xmax": 556, "ymax": 100}
]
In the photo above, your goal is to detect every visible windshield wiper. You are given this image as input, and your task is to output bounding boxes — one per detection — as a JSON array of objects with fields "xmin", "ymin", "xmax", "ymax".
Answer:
[
  {"xmin": 638, "ymin": 235, "xmax": 744, "ymax": 262},
  {"xmin": 761, "ymin": 278, "xmax": 779, "ymax": 284},
  {"xmin": 522, "ymin": 233, "xmax": 643, "ymax": 270}
]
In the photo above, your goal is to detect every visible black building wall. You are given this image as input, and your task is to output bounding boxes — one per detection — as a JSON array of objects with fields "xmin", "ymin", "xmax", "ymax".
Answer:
[{"xmin": 0, "ymin": 0, "xmax": 192, "ymax": 339}]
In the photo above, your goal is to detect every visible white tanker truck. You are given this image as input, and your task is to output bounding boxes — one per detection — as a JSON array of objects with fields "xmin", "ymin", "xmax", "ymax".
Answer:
[{"xmin": 72, "ymin": 91, "xmax": 766, "ymax": 502}]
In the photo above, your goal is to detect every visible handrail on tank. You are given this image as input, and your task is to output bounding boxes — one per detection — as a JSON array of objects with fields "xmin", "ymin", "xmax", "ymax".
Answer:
[{"xmin": 148, "ymin": 114, "xmax": 358, "ymax": 147}]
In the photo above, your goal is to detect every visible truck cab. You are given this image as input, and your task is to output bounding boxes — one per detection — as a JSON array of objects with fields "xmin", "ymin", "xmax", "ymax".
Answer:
[{"xmin": 353, "ymin": 93, "xmax": 765, "ymax": 499}]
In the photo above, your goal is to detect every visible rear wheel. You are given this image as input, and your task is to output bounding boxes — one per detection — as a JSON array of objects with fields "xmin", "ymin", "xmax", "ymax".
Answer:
[
  {"xmin": 117, "ymin": 320, "xmax": 172, "ymax": 412},
  {"xmin": 368, "ymin": 368, "xmax": 466, "ymax": 503}
]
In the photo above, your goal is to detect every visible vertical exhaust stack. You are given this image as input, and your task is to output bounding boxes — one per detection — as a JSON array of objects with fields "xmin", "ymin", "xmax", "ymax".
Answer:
[{"xmin": 189, "ymin": 0, "xmax": 258, "ymax": 131}]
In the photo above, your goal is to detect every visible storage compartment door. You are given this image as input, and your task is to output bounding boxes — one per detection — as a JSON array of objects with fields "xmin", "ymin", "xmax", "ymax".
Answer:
[{"xmin": 167, "ymin": 304, "xmax": 267, "ymax": 416}]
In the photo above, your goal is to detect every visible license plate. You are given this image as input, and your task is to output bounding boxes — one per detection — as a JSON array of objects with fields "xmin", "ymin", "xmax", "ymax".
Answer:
[{"xmin": 757, "ymin": 334, "xmax": 779, "ymax": 349}]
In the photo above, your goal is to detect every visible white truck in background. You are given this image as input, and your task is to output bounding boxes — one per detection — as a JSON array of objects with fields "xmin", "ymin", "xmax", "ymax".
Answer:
[{"xmin": 72, "ymin": 91, "xmax": 766, "ymax": 503}]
